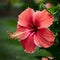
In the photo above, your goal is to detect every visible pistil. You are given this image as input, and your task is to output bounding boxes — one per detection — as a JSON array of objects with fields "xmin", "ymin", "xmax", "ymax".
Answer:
[{"xmin": 9, "ymin": 30, "xmax": 31, "ymax": 39}]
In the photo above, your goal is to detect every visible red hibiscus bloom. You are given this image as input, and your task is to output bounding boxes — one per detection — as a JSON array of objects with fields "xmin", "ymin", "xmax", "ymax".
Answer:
[
  {"xmin": 41, "ymin": 57, "xmax": 53, "ymax": 60},
  {"xmin": 9, "ymin": 8, "xmax": 55, "ymax": 53},
  {"xmin": 41, "ymin": 58, "xmax": 48, "ymax": 60},
  {"xmin": 45, "ymin": 3, "xmax": 52, "ymax": 9}
]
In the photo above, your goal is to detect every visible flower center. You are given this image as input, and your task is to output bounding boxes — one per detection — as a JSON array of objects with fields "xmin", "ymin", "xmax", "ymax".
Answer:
[{"xmin": 31, "ymin": 25, "xmax": 38, "ymax": 32}]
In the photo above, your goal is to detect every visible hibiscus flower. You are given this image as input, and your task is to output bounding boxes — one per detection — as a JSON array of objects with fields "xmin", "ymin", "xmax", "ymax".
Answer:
[
  {"xmin": 45, "ymin": 3, "xmax": 52, "ymax": 9},
  {"xmin": 41, "ymin": 57, "xmax": 53, "ymax": 60},
  {"xmin": 9, "ymin": 7, "xmax": 55, "ymax": 53},
  {"xmin": 41, "ymin": 58, "xmax": 48, "ymax": 60}
]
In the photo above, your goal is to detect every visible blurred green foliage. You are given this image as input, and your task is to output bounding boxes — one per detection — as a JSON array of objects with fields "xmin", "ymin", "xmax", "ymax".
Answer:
[{"xmin": 0, "ymin": 0, "xmax": 60, "ymax": 60}]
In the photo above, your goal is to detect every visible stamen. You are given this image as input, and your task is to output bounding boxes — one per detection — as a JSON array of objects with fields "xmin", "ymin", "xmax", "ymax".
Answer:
[{"xmin": 9, "ymin": 30, "xmax": 31, "ymax": 39}]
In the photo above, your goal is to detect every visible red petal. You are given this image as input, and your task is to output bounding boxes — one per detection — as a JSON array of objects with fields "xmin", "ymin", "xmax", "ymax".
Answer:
[
  {"xmin": 34, "ymin": 10, "xmax": 54, "ymax": 28},
  {"xmin": 34, "ymin": 28, "xmax": 55, "ymax": 48},
  {"xmin": 21, "ymin": 33, "xmax": 36, "ymax": 53},
  {"xmin": 16, "ymin": 25, "xmax": 31, "ymax": 40},
  {"xmin": 18, "ymin": 7, "xmax": 34, "ymax": 27}
]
